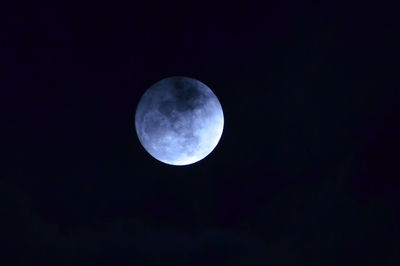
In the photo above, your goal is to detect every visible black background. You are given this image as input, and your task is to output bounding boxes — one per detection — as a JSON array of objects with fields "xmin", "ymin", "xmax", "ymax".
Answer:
[{"xmin": 1, "ymin": 1, "xmax": 399, "ymax": 265}]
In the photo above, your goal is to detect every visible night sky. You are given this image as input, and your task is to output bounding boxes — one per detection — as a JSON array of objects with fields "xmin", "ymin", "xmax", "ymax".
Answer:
[{"xmin": 1, "ymin": 2, "xmax": 399, "ymax": 265}]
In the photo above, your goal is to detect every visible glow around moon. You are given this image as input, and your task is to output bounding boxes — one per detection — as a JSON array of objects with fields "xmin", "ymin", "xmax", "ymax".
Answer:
[{"xmin": 135, "ymin": 76, "xmax": 224, "ymax": 166}]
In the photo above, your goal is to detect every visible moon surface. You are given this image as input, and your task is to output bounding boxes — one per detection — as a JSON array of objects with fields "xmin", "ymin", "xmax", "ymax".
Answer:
[{"xmin": 135, "ymin": 76, "xmax": 224, "ymax": 166}]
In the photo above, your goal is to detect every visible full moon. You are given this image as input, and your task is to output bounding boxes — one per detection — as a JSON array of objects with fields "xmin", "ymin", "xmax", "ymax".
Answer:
[{"xmin": 135, "ymin": 76, "xmax": 224, "ymax": 166}]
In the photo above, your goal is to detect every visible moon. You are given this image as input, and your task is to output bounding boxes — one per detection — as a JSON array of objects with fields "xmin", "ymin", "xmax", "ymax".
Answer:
[{"xmin": 135, "ymin": 76, "xmax": 224, "ymax": 166}]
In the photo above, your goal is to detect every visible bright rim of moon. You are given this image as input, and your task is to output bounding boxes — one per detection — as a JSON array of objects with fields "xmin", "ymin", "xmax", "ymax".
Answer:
[{"xmin": 135, "ymin": 76, "xmax": 224, "ymax": 166}]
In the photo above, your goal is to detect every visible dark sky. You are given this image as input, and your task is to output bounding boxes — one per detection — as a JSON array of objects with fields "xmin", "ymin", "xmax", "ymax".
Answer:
[{"xmin": 1, "ymin": 2, "xmax": 399, "ymax": 265}]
